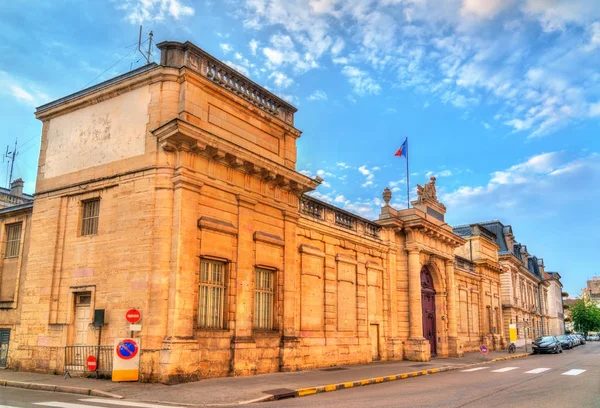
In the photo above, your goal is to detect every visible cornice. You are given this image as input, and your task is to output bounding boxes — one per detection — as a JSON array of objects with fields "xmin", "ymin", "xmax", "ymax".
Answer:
[{"xmin": 152, "ymin": 118, "xmax": 318, "ymax": 196}]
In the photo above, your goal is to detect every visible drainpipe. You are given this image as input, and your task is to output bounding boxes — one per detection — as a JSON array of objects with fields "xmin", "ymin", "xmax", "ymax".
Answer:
[{"xmin": 537, "ymin": 282, "xmax": 544, "ymax": 335}]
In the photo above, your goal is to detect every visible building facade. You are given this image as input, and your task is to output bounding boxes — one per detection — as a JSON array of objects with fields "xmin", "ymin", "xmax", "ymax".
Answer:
[
  {"xmin": 3, "ymin": 41, "xmax": 559, "ymax": 382},
  {"xmin": 0, "ymin": 180, "xmax": 33, "ymax": 368},
  {"xmin": 452, "ymin": 224, "xmax": 505, "ymax": 351},
  {"xmin": 544, "ymin": 272, "xmax": 565, "ymax": 336}
]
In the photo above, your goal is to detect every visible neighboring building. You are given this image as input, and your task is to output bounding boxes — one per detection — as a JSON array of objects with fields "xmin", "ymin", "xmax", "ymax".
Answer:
[
  {"xmin": 544, "ymin": 272, "xmax": 565, "ymax": 336},
  {"xmin": 0, "ymin": 179, "xmax": 33, "ymax": 209},
  {"xmin": 455, "ymin": 221, "xmax": 554, "ymax": 347},
  {"xmin": 585, "ymin": 277, "xmax": 600, "ymax": 300},
  {"xmin": 0, "ymin": 192, "xmax": 33, "ymax": 368},
  {"xmin": 563, "ymin": 298, "xmax": 577, "ymax": 332},
  {"xmin": 7, "ymin": 41, "xmax": 490, "ymax": 383},
  {"xmin": 452, "ymin": 224, "xmax": 504, "ymax": 351}
]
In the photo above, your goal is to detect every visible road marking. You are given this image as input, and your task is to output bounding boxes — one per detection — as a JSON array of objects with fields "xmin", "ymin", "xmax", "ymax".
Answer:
[
  {"xmin": 0, "ymin": 405, "xmax": 23, "ymax": 408},
  {"xmin": 461, "ymin": 367, "xmax": 489, "ymax": 372},
  {"xmin": 525, "ymin": 368, "xmax": 551, "ymax": 374},
  {"xmin": 562, "ymin": 369, "xmax": 586, "ymax": 376},
  {"xmin": 79, "ymin": 398, "xmax": 190, "ymax": 408},
  {"xmin": 82, "ymin": 400, "xmax": 189, "ymax": 408},
  {"xmin": 492, "ymin": 367, "xmax": 519, "ymax": 373},
  {"xmin": 35, "ymin": 403, "xmax": 98, "ymax": 408}
]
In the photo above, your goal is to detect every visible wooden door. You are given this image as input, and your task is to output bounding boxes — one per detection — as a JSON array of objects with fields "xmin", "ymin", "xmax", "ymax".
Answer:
[
  {"xmin": 370, "ymin": 324, "xmax": 380, "ymax": 360},
  {"xmin": 421, "ymin": 267, "xmax": 437, "ymax": 356}
]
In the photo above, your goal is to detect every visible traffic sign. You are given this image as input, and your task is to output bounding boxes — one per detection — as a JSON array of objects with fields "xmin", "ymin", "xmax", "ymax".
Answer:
[
  {"xmin": 86, "ymin": 355, "xmax": 97, "ymax": 371},
  {"xmin": 116, "ymin": 338, "xmax": 139, "ymax": 360},
  {"xmin": 125, "ymin": 309, "xmax": 141, "ymax": 324},
  {"xmin": 480, "ymin": 344, "xmax": 489, "ymax": 354}
]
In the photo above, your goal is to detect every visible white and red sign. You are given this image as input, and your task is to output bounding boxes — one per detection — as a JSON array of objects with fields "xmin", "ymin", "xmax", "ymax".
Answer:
[
  {"xmin": 125, "ymin": 309, "xmax": 141, "ymax": 324},
  {"xmin": 86, "ymin": 355, "xmax": 97, "ymax": 371}
]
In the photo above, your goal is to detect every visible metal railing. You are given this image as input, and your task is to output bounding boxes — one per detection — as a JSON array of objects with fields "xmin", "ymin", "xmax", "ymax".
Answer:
[{"xmin": 64, "ymin": 345, "xmax": 112, "ymax": 377}]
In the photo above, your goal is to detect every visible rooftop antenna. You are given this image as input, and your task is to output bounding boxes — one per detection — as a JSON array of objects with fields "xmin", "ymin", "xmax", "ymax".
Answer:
[
  {"xmin": 137, "ymin": 25, "xmax": 153, "ymax": 64},
  {"xmin": 3, "ymin": 139, "xmax": 18, "ymax": 188}
]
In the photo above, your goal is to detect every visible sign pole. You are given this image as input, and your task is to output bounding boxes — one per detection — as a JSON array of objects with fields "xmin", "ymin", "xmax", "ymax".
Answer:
[
  {"xmin": 406, "ymin": 137, "xmax": 410, "ymax": 209},
  {"xmin": 96, "ymin": 325, "xmax": 102, "ymax": 379}
]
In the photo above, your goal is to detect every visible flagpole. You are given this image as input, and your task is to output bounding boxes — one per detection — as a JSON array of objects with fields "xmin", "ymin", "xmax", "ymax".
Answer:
[{"xmin": 406, "ymin": 137, "xmax": 410, "ymax": 209}]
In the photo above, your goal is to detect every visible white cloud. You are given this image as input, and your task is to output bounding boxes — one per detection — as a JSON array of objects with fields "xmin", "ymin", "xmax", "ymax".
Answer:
[
  {"xmin": 308, "ymin": 90, "xmax": 328, "ymax": 101},
  {"xmin": 590, "ymin": 102, "xmax": 600, "ymax": 117},
  {"xmin": 336, "ymin": 162, "xmax": 351, "ymax": 169},
  {"xmin": 482, "ymin": 122, "xmax": 491, "ymax": 129},
  {"xmin": 249, "ymin": 39, "xmax": 259, "ymax": 55},
  {"xmin": 342, "ymin": 66, "xmax": 381, "ymax": 96},
  {"xmin": 461, "ymin": 0, "xmax": 514, "ymax": 19},
  {"xmin": 220, "ymin": 43, "xmax": 233, "ymax": 54},
  {"xmin": 269, "ymin": 71, "xmax": 294, "ymax": 88},
  {"xmin": 118, "ymin": 0, "xmax": 194, "ymax": 24},
  {"xmin": 0, "ymin": 71, "xmax": 50, "ymax": 107},
  {"xmin": 332, "ymin": 57, "xmax": 348, "ymax": 64}
]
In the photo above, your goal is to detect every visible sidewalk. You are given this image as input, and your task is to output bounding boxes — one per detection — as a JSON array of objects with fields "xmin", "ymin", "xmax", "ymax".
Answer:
[{"xmin": 0, "ymin": 348, "xmax": 529, "ymax": 406}]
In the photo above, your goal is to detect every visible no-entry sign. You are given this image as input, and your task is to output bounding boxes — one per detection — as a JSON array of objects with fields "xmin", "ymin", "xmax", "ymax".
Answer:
[
  {"xmin": 125, "ymin": 309, "xmax": 141, "ymax": 323},
  {"xmin": 86, "ymin": 355, "xmax": 97, "ymax": 371}
]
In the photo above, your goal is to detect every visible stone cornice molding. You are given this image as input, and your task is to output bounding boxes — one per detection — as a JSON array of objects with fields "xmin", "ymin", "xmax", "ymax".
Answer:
[
  {"xmin": 172, "ymin": 169, "xmax": 204, "ymax": 194},
  {"xmin": 197, "ymin": 216, "xmax": 237, "ymax": 236},
  {"xmin": 335, "ymin": 254, "xmax": 358, "ymax": 265},
  {"xmin": 299, "ymin": 244, "xmax": 326, "ymax": 258},
  {"xmin": 36, "ymin": 65, "xmax": 174, "ymax": 120},
  {"xmin": 365, "ymin": 261, "xmax": 384, "ymax": 271},
  {"xmin": 152, "ymin": 119, "xmax": 318, "ymax": 196},
  {"xmin": 237, "ymin": 194, "xmax": 257, "ymax": 210},
  {"xmin": 253, "ymin": 231, "xmax": 284, "ymax": 247},
  {"xmin": 404, "ymin": 221, "xmax": 466, "ymax": 248}
]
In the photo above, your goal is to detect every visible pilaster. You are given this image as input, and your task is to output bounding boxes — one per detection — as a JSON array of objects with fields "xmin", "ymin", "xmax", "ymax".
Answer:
[{"xmin": 445, "ymin": 259, "xmax": 462, "ymax": 357}]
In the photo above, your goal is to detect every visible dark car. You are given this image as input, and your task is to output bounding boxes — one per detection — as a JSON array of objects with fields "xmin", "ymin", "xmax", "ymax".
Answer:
[
  {"xmin": 576, "ymin": 334, "xmax": 586, "ymax": 345},
  {"xmin": 568, "ymin": 334, "xmax": 580, "ymax": 346},
  {"xmin": 557, "ymin": 335, "xmax": 573, "ymax": 349},
  {"xmin": 532, "ymin": 336, "xmax": 562, "ymax": 354}
]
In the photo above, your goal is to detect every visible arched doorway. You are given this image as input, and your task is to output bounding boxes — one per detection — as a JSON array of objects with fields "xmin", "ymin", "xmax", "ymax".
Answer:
[{"xmin": 421, "ymin": 266, "xmax": 437, "ymax": 356}]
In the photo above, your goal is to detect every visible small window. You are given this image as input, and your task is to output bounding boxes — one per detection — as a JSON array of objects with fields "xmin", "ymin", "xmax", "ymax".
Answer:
[
  {"xmin": 81, "ymin": 199, "xmax": 100, "ymax": 236},
  {"xmin": 254, "ymin": 268, "xmax": 275, "ymax": 330},
  {"xmin": 198, "ymin": 260, "xmax": 226, "ymax": 329},
  {"xmin": 5, "ymin": 222, "xmax": 22, "ymax": 258}
]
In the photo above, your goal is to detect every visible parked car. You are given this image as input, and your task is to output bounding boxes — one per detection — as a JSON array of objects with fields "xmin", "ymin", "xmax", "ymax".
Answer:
[
  {"xmin": 532, "ymin": 336, "xmax": 562, "ymax": 354},
  {"xmin": 568, "ymin": 334, "xmax": 580, "ymax": 346},
  {"xmin": 586, "ymin": 334, "xmax": 598, "ymax": 341},
  {"xmin": 557, "ymin": 335, "xmax": 574, "ymax": 350},
  {"xmin": 576, "ymin": 334, "xmax": 586, "ymax": 345}
]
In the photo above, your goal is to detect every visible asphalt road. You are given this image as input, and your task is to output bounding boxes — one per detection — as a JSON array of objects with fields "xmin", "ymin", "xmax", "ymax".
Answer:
[
  {"xmin": 255, "ymin": 342, "xmax": 600, "ymax": 408},
  {"xmin": 0, "ymin": 389, "xmax": 184, "ymax": 408}
]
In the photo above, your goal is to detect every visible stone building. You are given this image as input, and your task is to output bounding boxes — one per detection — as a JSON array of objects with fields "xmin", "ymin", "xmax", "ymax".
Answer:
[
  {"xmin": 585, "ymin": 277, "xmax": 600, "ymax": 300},
  {"xmin": 458, "ymin": 221, "xmax": 553, "ymax": 346},
  {"xmin": 8, "ymin": 41, "xmax": 509, "ymax": 382},
  {"xmin": 452, "ymin": 224, "xmax": 504, "ymax": 351},
  {"xmin": 544, "ymin": 272, "xmax": 565, "ymax": 336},
  {"xmin": 0, "ymin": 180, "xmax": 33, "ymax": 368}
]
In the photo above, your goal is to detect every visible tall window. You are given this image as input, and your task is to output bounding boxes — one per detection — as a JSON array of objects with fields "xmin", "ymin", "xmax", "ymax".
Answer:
[
  {"xmin": 198, "ymin": 260, "xmax": 226, "ymax": 329},
  {"xmin": 5, "ymin": 222, "xmax": 22, "ymax": 258},
  {"xmin": 254, "ymin": 268, "xmax": 275, "ymax": 330},
  {"xmin": 81, "ymin": 199, "xmax": 100, "ymax": 236}
]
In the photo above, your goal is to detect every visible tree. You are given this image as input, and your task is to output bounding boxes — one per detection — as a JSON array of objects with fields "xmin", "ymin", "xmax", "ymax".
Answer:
[{"xmin": 570, "ymin": 299, "xmax": 600, "ymax": 334}]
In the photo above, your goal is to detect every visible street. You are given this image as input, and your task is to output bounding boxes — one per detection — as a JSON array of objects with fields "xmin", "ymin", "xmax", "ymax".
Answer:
[
  {"xmin": 254, "ymin": 342, "xmax": 600, "ymax": 408},
  {"xmin": 1, "ymin": 343, "xmax": 598, "ymax": 408}
]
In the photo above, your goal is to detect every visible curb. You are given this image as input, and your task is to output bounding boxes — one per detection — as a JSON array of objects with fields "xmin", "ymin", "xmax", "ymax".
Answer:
[
  {"xmin": 0, "ymin": 379, "xmax": 123, "ymax": 399},
  {"xmin": 295, "ymin": 353, "xmax": 529, "ymax": 398}
]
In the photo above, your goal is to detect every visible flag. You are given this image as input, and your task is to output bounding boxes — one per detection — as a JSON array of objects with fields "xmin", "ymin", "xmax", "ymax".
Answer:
[{"xmin": 394, "ymin": 138, "xmax": 407, "ymax": 158}]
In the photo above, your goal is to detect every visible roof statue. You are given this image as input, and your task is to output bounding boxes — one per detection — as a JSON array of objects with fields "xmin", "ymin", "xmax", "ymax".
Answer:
[{"xmin": 415, "ymin": 177, "xmax": 446, "ymax": 210}]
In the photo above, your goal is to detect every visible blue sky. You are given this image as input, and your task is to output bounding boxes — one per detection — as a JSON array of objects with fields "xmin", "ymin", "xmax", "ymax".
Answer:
[{"xmin": 0, "ymin": 0, "xmax": 599, "ymax": 297}]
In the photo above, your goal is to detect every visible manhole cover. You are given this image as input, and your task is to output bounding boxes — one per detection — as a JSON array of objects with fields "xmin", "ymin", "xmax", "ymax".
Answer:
[
  {"xmin": 409, "ymin": 363, "xmax": 433, "ymax": 368},
  {"xmin": 321, "ymin": 367, "xmax": 348, "ymax": 372},
  {"xmin": 262, "ymin": 388, "xmax": 298, "ymax": 400}
]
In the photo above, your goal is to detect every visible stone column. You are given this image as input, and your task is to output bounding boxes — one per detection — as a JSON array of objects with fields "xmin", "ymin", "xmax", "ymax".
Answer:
[
  {"xmin": 446, "ymin": 259, "xmax": 462, "ymax": 357},
  {"xmin": 404, "ymin": 247, "xmax": 429, "ymax": 361},
  {"xmin": 280, "ymin": 210, "xmax": 300, "ymax": 372},
  {"xmin": 408, "ymin": 249, "xmax": 423, "ymax": 339},
  {"xmin": 231, "ymin": 194, "xmax": 258, "ymax": 376}
]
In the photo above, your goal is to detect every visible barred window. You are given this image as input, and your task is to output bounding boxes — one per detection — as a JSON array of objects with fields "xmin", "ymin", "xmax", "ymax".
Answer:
[
  {"xmin": 254, "ymin": 268, "xmax": 275, "ymax": 330},
  {"xmin": 81, "ymin": 199, "xmax": 100, "ymax": 236},
  {"xmin": 198, "ymin": 260, "xmax": 226, "ymax": 329},
  {"xmin": 5, "ymin": 223, "xmax": 22, "ymax": 258}
]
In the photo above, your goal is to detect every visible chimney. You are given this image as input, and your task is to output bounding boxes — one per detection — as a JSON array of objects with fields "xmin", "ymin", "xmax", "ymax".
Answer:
[{"xmin": 10, "ymin": 178, "xmax": 24, "ymax": 197}]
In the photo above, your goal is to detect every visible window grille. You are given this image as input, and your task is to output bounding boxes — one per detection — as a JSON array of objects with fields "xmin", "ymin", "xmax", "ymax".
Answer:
[
  {"xmin": 81, "ymin": 199, "xmax": 100, "ymax": 236},
  {"xmin": 5, "ymin": 223, "xmax": 22, "ymax": 258},
  {"xmin": 198, "ymin": 260, "xmax": 226, "ymax": 329},
  {"xmin": 254, "ymin": 268, "xmax": 275, "ymax": 330}
]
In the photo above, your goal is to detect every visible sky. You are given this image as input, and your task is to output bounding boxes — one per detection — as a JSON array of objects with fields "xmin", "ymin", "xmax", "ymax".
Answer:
[{"xmin": 0, "ymin": 0, "xmax": 599, "ymax": 297}]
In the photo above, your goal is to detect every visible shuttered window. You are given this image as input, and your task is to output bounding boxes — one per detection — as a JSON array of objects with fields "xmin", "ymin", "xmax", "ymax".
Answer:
[
  {"xmin": 81, "ymin": 199, "xmax": 100, "ymax": 236},
  {"xmin": 5, "ymin": 223, "xmax": 22, "ymax": 258},
  {"xmin": 198, "ymin": 260, "xmax": 226, "ymax": 329},
  {"xmin": 254, "ymin": 268, "xmax": 275, "ymax": 330}
]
